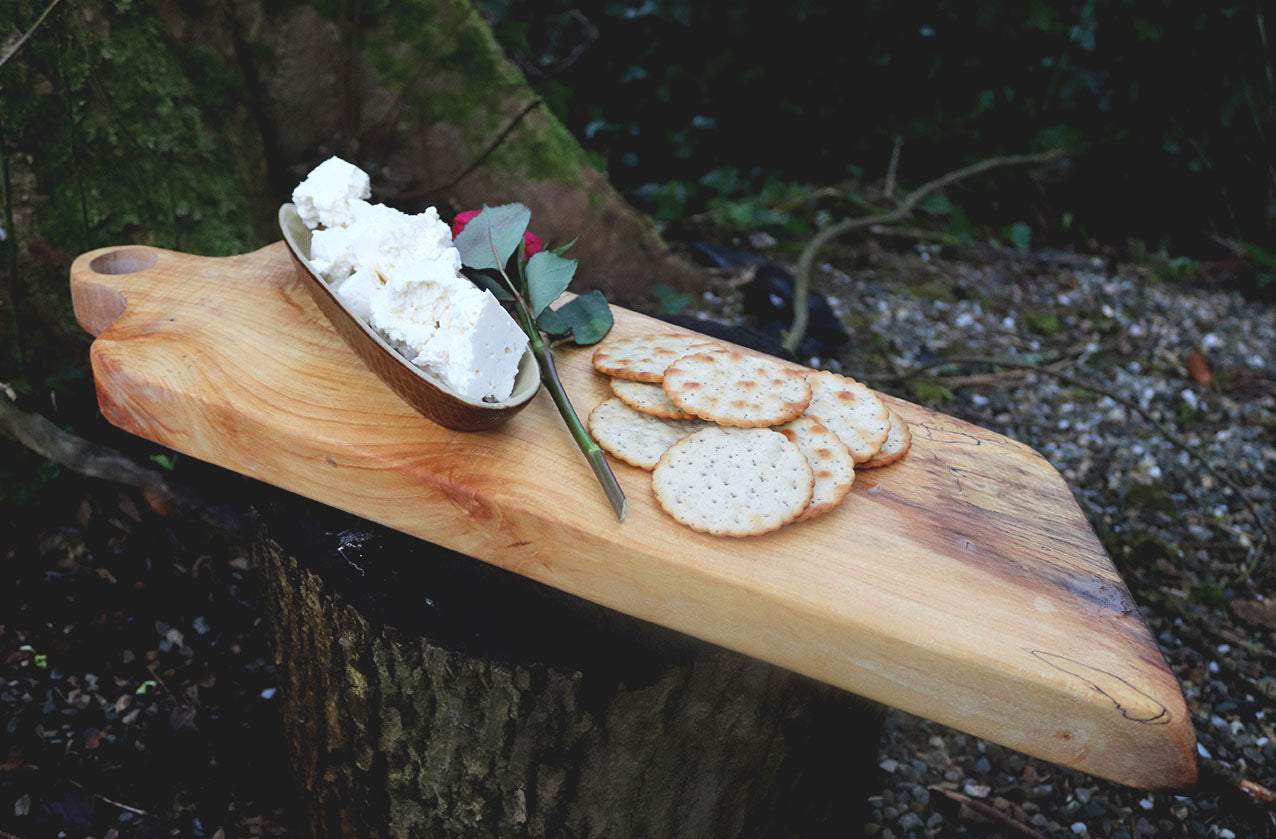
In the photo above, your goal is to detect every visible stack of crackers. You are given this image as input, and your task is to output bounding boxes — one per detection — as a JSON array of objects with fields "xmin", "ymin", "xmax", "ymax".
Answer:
[{"xmin": 587, "ymin": 334, "xmax": 912, "ymax": 537}]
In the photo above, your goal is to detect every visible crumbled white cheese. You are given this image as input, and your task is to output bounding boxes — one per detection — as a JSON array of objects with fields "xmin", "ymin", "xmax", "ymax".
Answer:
[
  {"xmin": 296, "ymin": 157, "xmax": 528, "ymax": 402},
  {"xmin": 292, "ymin": 157, "xmax": 371, "ymax": 229},
  {"xmin": 308, "ymin": 204, "xmax": 370, "ymax": 283},
  {"xmin": 349, "ymin": 203, "xmax": 456, "ymax": 281},
  {"xmin": 334, "ymin": 268, "xmax": 381, "ymax": 323},
  {"xmin": 371, "ymin": 259, "xmax": 527, "ymax": 402},
  {"xmin": 369, "ymin": 255, "xmax": 471, "ymax": 352}
]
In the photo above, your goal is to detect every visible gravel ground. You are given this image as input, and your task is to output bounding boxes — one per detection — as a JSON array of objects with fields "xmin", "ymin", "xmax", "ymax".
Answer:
[
  {"xmin": 679, "ymin": 239, "xmax": 1276, "ymax": 838},
  {"xmin": 2, "ymin": 240, "xmax": 1273, "ymax": 837}
]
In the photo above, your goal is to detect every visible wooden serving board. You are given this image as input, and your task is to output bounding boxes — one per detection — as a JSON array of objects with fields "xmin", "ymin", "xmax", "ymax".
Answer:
[{"xmin": 70, "ymin": 242, "xmax": 1197, "ymax": 790}]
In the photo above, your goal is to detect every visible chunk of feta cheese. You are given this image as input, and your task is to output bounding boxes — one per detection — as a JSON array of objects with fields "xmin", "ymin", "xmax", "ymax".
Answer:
[
  {"xmin": 294, "ymin": 158, "xmax": 529, "ymax": 403},
  {"xmin": 333, "ymin": 268, "xmax": 381, "ymax": 323},
  {"xmin": 413, "ymin": 289, "xmax": 529, "ymax": 403},
  {"xmin": 308, "ymin": 203, "xmax": 371, "ymax": 283},
  {"xmin": 292, "ymin": 156, "xmax": 371, "ymax": 229},
  {"xmin": 371, "ymin": 257, "xmax": 528, "ymax": 402},
  {"xmin": 349, "ymin": 203, "xmax": 456, "ymax": 281}
]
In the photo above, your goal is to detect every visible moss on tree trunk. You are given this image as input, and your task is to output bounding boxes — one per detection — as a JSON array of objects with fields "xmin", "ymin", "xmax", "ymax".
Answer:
[
  {"xmin": 240, "ymin": 0, "xmax": 702, "ymax": 300},
  {"xmin": 1, "ymin": 0, "xmax": 699, "ymax": 384}
]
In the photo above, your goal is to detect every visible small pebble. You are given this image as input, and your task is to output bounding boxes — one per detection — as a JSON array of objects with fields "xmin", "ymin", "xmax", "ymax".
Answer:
[{"xmin": 964, "ymin": 782, "xmax": 990, "ymax": 799}]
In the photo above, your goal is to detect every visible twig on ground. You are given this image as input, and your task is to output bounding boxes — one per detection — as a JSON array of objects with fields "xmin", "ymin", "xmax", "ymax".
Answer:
[
  {"xmin": 930, "ymin": 787, "xmax": 1048, "ymax": 839},
  {"xmin": 1241, "ymin": 779, "xmax": 1276, "ymax": 809},
  {"xmin": 883, "ymin": 136, "xmax": 903, "ymax": 199},
  {"xmin": 784, "ymin": 149, "xmax": 1061, "ymax": 354},
  {"xmin": 0, "ymin": 395, "xmax": 249, "ymax": 537},
  {"xmin": 880, "ymin": 355, "xmax": 1275, "ymax": 568},
  {"xmin": 69, "ymin": 780, "xmax": 149, "ymax": 816},
  {"xmin": 1198, "ymin": 757, "xmax": 1276, "ymax": 816},
  {"xmin": 864, "ymin": 224, "xmax": 951, "ymax": 242}
]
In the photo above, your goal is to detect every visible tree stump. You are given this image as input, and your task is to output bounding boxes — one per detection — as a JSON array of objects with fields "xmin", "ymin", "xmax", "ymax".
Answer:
[{"xmin": 254, "ymin": 493, "xmax": 883, "ymax": 838}]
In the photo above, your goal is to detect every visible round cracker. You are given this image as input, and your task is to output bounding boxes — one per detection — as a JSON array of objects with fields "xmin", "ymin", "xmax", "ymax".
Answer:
[
  {"xmin": 663, "ymin": 351, "xmax": 812, "ymax": 428},
  {"xmin": 651, "ymin": 427, "xmax": 813, "ymax": 537},
  {"xmin": 860, "ymin": 410, "xmax": 912, "ymax": 469},
  {"xmin": 592, "ymin": 334, "xmax": 722, "ymax": 383},
  {"xmin": 610, "ymin": 378, "xmax": 695, "ymax": 420},
  {"xmin": 776, "ymin": 414, "xmax": 856, "ymax": 521},
  {"xmin": 803, "ymin": 371, "xmax": 890, "ymax": 463},
  {"xmin": 588, "ymin": 397, "xmax": 709, "ymax": 470}
]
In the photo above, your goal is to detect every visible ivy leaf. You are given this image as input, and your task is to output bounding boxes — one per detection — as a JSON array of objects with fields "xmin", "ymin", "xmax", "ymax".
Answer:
[
  {"xmin": 526, "ymin": 250, "xmax": 577, "ymax": 316},
  {"xmin": 536, "ymin": 291, "xmax": 613, "ymax": 345},
  {"xmin": 652, "ymin": 283, "xmax": 691, "ymax": 315},
  {"xmin": 454, "ymin": 204, "xmax": 531, "ymax": 271},
  {"xmin": 1007, "ymin": 222, "xmax": 1032, "ymax": 253},
  {"xmin": 920, "ymin": 193, "xmax": 954, "ymax": 216}
]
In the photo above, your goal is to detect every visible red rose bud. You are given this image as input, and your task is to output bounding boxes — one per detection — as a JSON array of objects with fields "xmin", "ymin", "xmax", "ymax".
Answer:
[
  {"xmin": 451, "ymin": 209, "xmax": 482, "ymax": 240},
  {"xmin": 522, "ymin": 230, "xmax": 543, "ymax": 256},
  {"xmin": 452, "ymin": 208, "xmax": 543, "ymax": 256}
]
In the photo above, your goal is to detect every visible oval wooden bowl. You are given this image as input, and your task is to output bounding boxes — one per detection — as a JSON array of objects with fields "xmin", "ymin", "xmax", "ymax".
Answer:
[{"xmin": 278, "ymin": 204, "xmax": 541, "ymax": 431}]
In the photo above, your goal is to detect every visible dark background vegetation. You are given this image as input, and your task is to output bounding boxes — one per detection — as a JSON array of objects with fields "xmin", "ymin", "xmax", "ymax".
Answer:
[
  {"xmin": 1, "ymin": 0, "xmax": 1275, "ymax": 836},
  {"xmin": 488, "ymin": 0, "xmax": 1275, "ymax": 259}
]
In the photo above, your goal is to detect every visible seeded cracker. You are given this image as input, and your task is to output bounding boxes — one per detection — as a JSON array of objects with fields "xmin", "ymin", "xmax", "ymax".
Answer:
[
  {"xmin": 592, "ymin": 334, "xmax": 723, "ymax": 383},
  {"xmin": 776, "ymin": 415, "xmax": 856, "ymax": 520},
  {"xmin": 803, "ymin": 371, "xmax": 891, "ymax": 462},
  {"xmin": 860, "ymin": 410, "xmax": 912, "ymax": 469},
  {"xmin": 663, "ymin": 350, "xmax": 812, "ymax": 427},
  {"xmin": 610, "ymin": 378, "xmax": 695, "ymax": 420},
  {"xmin": 652, "ymin": 427, "xmax": 814, "ymax": 537},
  {"xmin": 588, "ymin": 397, "xmax": 710, "ymax": 470}
]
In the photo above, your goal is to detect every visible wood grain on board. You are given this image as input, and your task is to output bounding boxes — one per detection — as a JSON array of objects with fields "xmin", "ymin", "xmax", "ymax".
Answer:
[{"xmin": 69, "ymin": 241, "xmax": 1197, "ymax": 790}]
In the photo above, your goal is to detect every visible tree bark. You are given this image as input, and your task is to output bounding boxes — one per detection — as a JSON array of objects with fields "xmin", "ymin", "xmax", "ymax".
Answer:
[
  {"xmin": 1, "ymin": 0, "xmax": 703, "ymax": 382},
  {"xmin": 254, "ymin": 495, "xmax": 881, "ymax": 838},
  {"xmin": 221, "ymin": 0, "xmax": 705, "ymax": 301}
]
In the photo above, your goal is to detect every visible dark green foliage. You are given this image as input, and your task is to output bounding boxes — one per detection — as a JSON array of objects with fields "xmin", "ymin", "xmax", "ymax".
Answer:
[
  {"xmin": 651, "ymin": 282, "xmax": 691, "ymax": 315},
  {"xmin": 1024, "ymin": 311, "xmax": 1062, "ymax": 336},
  {"xmin": 486, "ymin": 0, "xmax": 1275, "ymax": 255},
  {"xmin": 1190, "ymin": 584, "xmax": 1230, "ymax": 609},
  {"xmin": 0, "ymin": 1, "xmax": 264, "ymax": 256},
  {"xmin": 1127, "ymin": 481, "xmax": 1177, "ymax": 516},
  {"xmin": 908, "ymin": 380, "xmax": 955, "ymax": 404}
]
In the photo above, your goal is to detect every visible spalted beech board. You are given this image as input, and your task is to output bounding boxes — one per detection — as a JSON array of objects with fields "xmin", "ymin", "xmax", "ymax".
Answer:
[{"xmin": 70, "ymin": 242, "xmax": 1196, "ymax": 790}]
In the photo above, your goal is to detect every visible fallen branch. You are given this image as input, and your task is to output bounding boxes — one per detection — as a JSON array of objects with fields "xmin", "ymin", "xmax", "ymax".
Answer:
[
  {"xmin": 69, "ymin": 780, "xmax": 149, "ymax": 817},
  {"xmin": 393, "ymin": 98, "xmax": 544, "ymax": 201},
  {"xmin": 883, "ymin": 355, "xmax": 1275, "ymax": 568},
  {"xmin": 1198, "ymin": 757, "xmax": 1276, "ymax": 815},
  {"xmin": 1241, "ymin": 779, "xmax": 1276, "ymax": 809},
  {"xmin": 930, "ymin": 787, "xmax": 1048, "ymax": 839},
  {"xmin": 784, "ymin": 149, "xmax": 1062, "ymax": 353},
  {"xmin": 0, "ymin": 395, "xmax": 249, "ymax": 538},
  {"xmin": 883, "ymin": 136, "xmax": 903, "ymax": 198}
]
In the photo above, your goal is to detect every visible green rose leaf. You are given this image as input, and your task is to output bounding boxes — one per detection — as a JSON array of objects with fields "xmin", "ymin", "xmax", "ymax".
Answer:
[
  {"xmin": 454, "ymin": 203, "xmax": 532, "ymax": 271},
  {"xmin": 536, "ymin": 291, "xmax": 613, "ymax": 345},
  {"xmin": 526, "ymin": 250, "xmax": 578, "ymax": 316},
  {"xmin": 462, "ymin": 268, "xmax": 515, "ymax": 301}
]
